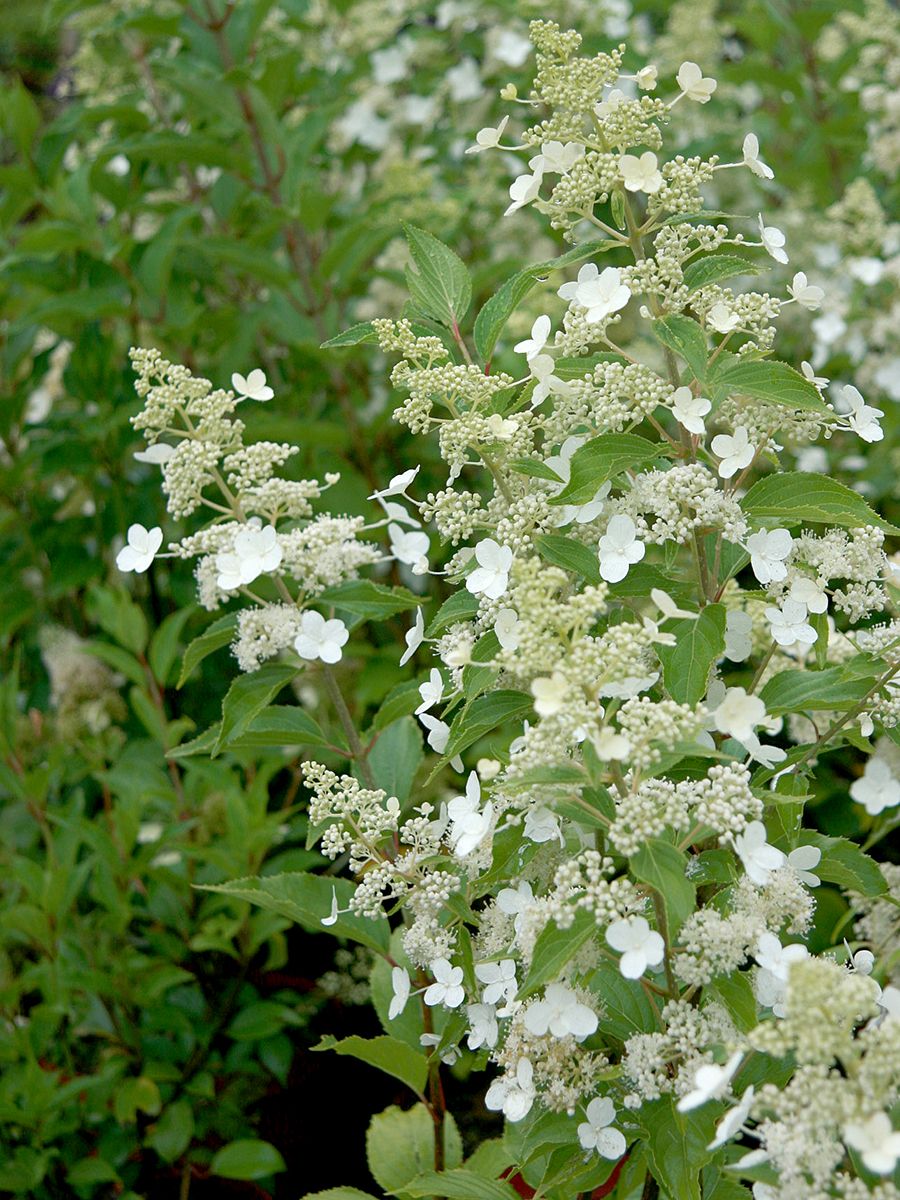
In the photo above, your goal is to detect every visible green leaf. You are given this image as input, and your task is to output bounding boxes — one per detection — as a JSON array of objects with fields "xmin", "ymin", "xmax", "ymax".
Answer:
[
  {"xmin": 587, "ymin": 964, "xmax": 659, "ymax": 1040},
  {"xmin": 149, "ymin": 606, "xmax": 196, "ymax": 685},
  {"xmin": 147, "ymin": 1099, "xmax": 194, "ymax": 1163},
  {"xmin": 806, "ymin": 834, "xmax": 887, "ymax": 896},
  {"xmin": 443, "ymin": 690, "xmax": 533, "ymax": 761},
  {"xmin": 630, "ymin": 839, "xmax": 696, "ymax": 937},
  {"xmin": 226, "ymin": 1001, "xmax": 300, "ymax": 1041},
  {"xmin": 534, "ymin": 535, "xmax": 601, "ymax": 584},
  {"xmin": 510, "ymin": 457, "xmax": 564, "ymax": 483},
  {"xmin": 708, "ymin": 973, "xmax": 758, "ymax": 1033},
  {"xmin": 197, "ymin": 872, "xmax": 389, "ymax": 953},
  {"xmin": 366, "ymin": 1104, "xmax": 462, "ymax": 1195},
  {"xmin": 760, "ymin": 663, "xmax": 879, "ymax": 715},
  {"xmin": 364, "ymin": 718, "xmax": 422, "ymax": 802},
  {"xmin": 404, "ymin": 1171, "xmax": 520, "ymax": 1200},
  {"xmin": 520, "ymin": 907, "xmax": 596, "ymax": 998},
  {"xmin": 426, "ymin": 590, "xmax": 478, "ymax": 637},
  {"xmin": 741, "ymin": 472, "xmax": 900, "ymax": 535},
  {"xmin": 643, "ymin": 1098, "xmax": 717, "ymax": 1200},
  {"xmin": 369, "ymin": 680, "xmax": 423, "ymax": 733},
  {"xmin": 299, "ymin": 1191, "xmax": 378, "ymax": 1200},
  {"xmin": 708, "ymin": 357, "xmax": 829, "ymax": 414},
  {"xmin": 403, "ymin": 223, "xmax": 472, "ymax": 328},
  {"xmin": 656, "ymin": 605, "xmax": 726, "ymax": 705},
  {"xmin": 225, "ymin": 704, "xmax": 332, "ymax": 749},
  {"xmin": 320, "ymin": 321, "xmax": 378, "ymax": 348},
  {"xmin": 549, "ymin": 433, "xmax": 662, "ymax": 506},
  {"xmin": 177, "ymin": 612, "xmax": 239, "ymax": 687},
  {"xmin": 651, "ymin": 314, "xmax": 709, "ymax": 381},
  {"xmin": 213, "ymin": 664, "xmax": 296, "ymax": 754},
  {"xmin": 209, "ymin": 1139, "xmax": 286, "ymax": 1181},
  {"xmin": 682, "ymin": 254, "xmax": 760, "ymax": 292},
  {"xmin": 313, "ymin": 1035, "xmax": 428, "ymax": 1096},
  {"xmin": 319, "ymin": 579, "xmax": 422, "ymax": 620},
  {"xmin": 473, "ymin": 239, "xmax": 616, "ymax": 361}
]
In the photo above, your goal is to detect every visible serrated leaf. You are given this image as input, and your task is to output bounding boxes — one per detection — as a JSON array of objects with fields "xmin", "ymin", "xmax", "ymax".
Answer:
[
  {"xmin": 643, "ymin": 1098, "xmax": 717, "ymax": 1200},
  {"xmin": 213, "ymin": 664, "xmax": 296, "ymax": 754},
  {"xmin": 630, "ymin": 839, "xmax": 696, "ymax": 937},
  {"xmin": 365, "ymin": 1104, "xmax": 462, "ymax": 1195},
  {"xmin": 403, "ymin": 223, "xmax": 471, "ymax": 329},
  {"xmin": 369, "ymin": 680, "xmax": 423, "ymax": 733},
  {"xmin": 443, "ymin": 690, "xmax": 533, "ymax": 761},
  {"xmin": 521, "ymin": 908, "xmax": 596, "ymax": 998},
  {"xmin": 683, "ymin": 254, "xmax": 760, "ymax": 292},
  {"xmin": 651, "ymin": 314, "xmax": 709, "ymax": 381},
  {"xmin": 807, "ymin": 834, "xmax": 887, "ymax": 896},
  {"xmin": 656, "ymin": 605, "xmax": 726, "ymax": 705},
  {"xmin": 177, "ymin": 613, "xmax": 239, "ymax": 687},
  {"xmin": 426, "ymin": 590, "xmax": 479, "ymax": 637},
  {"xmin": 534, "ymin": 534, "xmax": 601, "ymax": 584},
  {"xmin": 320, "ymin": 321, "xmax": 378, "ymax": 348},
  {"xmin": 760, "ymin": 663, "xmax": 879, "ymax": 715},
  {"xmin": 741, "ymin": 472, "xmax": 900, "ymax": 534},
  {"xmin": 510, "ymin": 457, "xmax": 564, "ymax": 483},
  {"xmin": 319, "ymin": 579, "xmax": 422, "ymax": 620},
  {"xmin": 587, "ymin": 964, "xmax": 658, "ymax": 1040},
  {"xmin": 404, "ymin": 1170, "xmax": 520, "ymax": 1200},
  {"xmin": 225, "ymin": 704, "xmax": 332, "ymax": 749},
  {"xmin": 313, "ymin": 1035, "xmax": 428, "ymax": 1096},
  {"xmin": 549, "ymin": 433, "xmax": 662, "ymax": 506},
  {"xmin": 363, "ymin": 717, "xmax": 422, "ymax": 802},
  {"xmin": 709, "ymin": 357, "xmax": 829, "ymax": 414}
]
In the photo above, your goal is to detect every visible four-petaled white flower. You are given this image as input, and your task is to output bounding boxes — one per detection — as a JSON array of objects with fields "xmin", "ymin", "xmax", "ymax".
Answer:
[
  {"xmin": 466, "ymin": 1002, "xmax": 498, "ymax": 1049},
  {"xmin": 447, "ymin": 771, "xmax": 494, "ymax": 857},
  {"xmin": 514, "ymin": 314, "xmax": 551, "ymax": 360},
  {"xmin": 388, "ymin": 967, "xmax": 410, "ymax": 1019},
  {"xmin": 465, "ymin": 115, "xmax": 509, "ymax": 154},
  {"xmin": 606, "ymin": 916, "xmax": 665, "ymax": 979},
  {"xmin": 578, "ymin": 1097, "xmax": 627, "ymax": 1159},
  {"xmin": 765, "ymin": 598, "xmax": 817, "ymax": 648},
  {"xmin": 572, "ymin": 266, "xmax": 631, "ymax": 324},
  {"xmin": 523, "ymin": 805, "xmax": 563, "ymax": 845},
  {"xmin": 787, "ymin": 272, "xmax": 824, "ymax": 310},
  {"xmin": 842, "ymin": 384, "xmax": 884, "ymax": 443},
  {"xmin": 530, "ymin": 140, "xmax": 584, "ymax": 174},
  {"xmin": 599, "ymin": 515, "xmax": 645, "ymax": 583},
  {"xmin": 216, "ymin": 524, "xmax": 283, "ymax": 590},
  {"xmin": 529, "ymin": 353, "xmax": 572, "ymax": 407},
  {"xmin": 714, "ymin": 687, "xmax": 767, "ymax": 744},
  {"xmin": 494, "ymin": 608, "xmax": 521, "ymax": 651},
  {"xmin": 505, "ymin": 166, "xmax": 544, "ymax": 216},
  {"xmin": 758, "ymin": 213, "xmax": 788, "ymax": 264},
  {"xmin": 789, "ymin": 575, "xmax": 828, "ymax": 613},
  {"xmin": 116, "ymin": 524, "xmax": 163, "ymax": 574},
  {"xmin": 725, "ymin": 609, "xmax": 754, "ymax": 661},
  {"xmin": 485, "ymin": 413, "xmax": 519, "ymax": 441},
  {"xmin": 531, "ymin": 671, "xmax": 569, "ymax": 717},
  {"xmin": 676, "ymin": 61, "xmax": 717, "ymax": 103},
  {"xmin": 475, "ymin": 959, "xmax": 517, "ymax": 1006},
  {"xmin": 635, "ymin": 64, "xmax": 658, "ymax": 89},
  {"xmin": 786, "ymin": 844, "xmax": 821, "ymax": 888},
  {"xmin": 294, "ymin": 610, "xmax": 349, "ymax": 664},
  {"xmin": 711, "ymin": 426, "xmax": 755, "ymax": 479},
  {"xmin": 369, "ymin": 466, "xmax": 420, "ymax": 501},
  {"xmin": 485, "ymin": 1058, "xmax": 535, "ymax": 1122},
  {"xmin": 558, "ymin": 262, "xmax": 598, "ymax": 301},
  {"xmin": 707, "ymin": 301, "xmax": 740, "ymax": 334},
  {"xmin": 671, "ymin": 387, "xmax": 711, "ymax": 434},
  {"xmin": 619, "ymin": 151, "xmax": 663, "ymax": 194},
  {"xmin": 677, "ymin": 1051, "xmax": 743, "ymax": 1111},
  {"xmin": 594, "ymin": 728, "xmax": 632, "ymax": 760},
  {"xmin": 424, "ymin": 957, "xmax": 465, "ymax": 1008},
  {"xmin": 388, "ymin": 522, "xmax": 429, "ymax": 566},
  {"xmin": 844, "ymin": 1113, "xmax": 900, "ymax": 1176},
  {"xmin": 466, "ymin": 538, "xmax": 513, "ymax": 599},
  {"xmin": 746, "ymin": 527, "xmax": 793, "ymax": 585},
  {"xmin": 709, "ymin": 1086, "xmax": 756, "ymax": 1149},
  {"xmin": 400, "ymin": 607, "xmax": 424, "ymax": 666},
  {"xmin": 231, "ymin": 368, "xmax": 274, "ymax": 401},
  {"xmin": 523, "ymin": 982, "xmax": 598, "ymax": 1040},
  {"xmin": 734, "ymin": 821, "xmax": 785, "ymax": 885},
  {"xmin": 850, "ymin": 756, "xmax": 900, "ymax": 816},
  {"xmin": 742, "ymin": 133, "xmax": 773, "ymax": 179},
  {"xmin": 416, "ymin": 668, "xmax": 444, "ymax": 715},
  {"xmin": 497, "ymin": 880, "xmax": 533, "ymax": 940},
  {"xmin": 755, "ymin": 932, "xmax": 809, "ymax": 981}
]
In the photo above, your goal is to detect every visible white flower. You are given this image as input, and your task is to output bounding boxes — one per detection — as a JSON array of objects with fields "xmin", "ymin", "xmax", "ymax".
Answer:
[
  {"xmin": 746, "ymin": 528, "xmax": 793, "ymax": 585},
  {"xmin": 707, "ymin": 302, "xmax": 740, "ymax": 334},
  {"xmin": 755, "ymin": 932, "xmax": 809, "ymax": 981},
  {"xmin": 594, "ymin": 728, "xmax": 631, "ymax": 759},
  {"xmin": 485, "ymin": 1058, "xmax": 535, "ymax": 1122},
  {"xmin": 599, "ymin": 515, "xmax": 645, "ymax": 583},
  {"xmin": 485, "ymin": 413, "xmax": 519, "ymax": 440},
  {"xmin": 578, "ymin": 1097, "xmax": 627, "ymax": 1159},
  {"xmin": 466, "ymin": 538, "xmax": 513, "ymax": 599},
  {"xmin": 851, "ymin": 948, "xmax": 875, "ymax": 975},
  {"xmin": 446, "ymin": 57, "xmax": 482, "ymax": 102},
  {"xmin": 651, "ymin": 588, "xmax": 697, "ymax": 621},
  {"xmin": 475, "ymin": 959, "xmax": 517, "ymax": 1007},
  {"xmin": 619, "ymin": 151, "xmax": 662, "ymax": 194},
  {"xmin": 787, "ymin": 272, "xmax": 824, "ymax": 310},
  {"xmin": 711, "ymin": 426, "xmax": 755, "ymax": 479},
  {"xmin": 801, "ymin": 360, "xmax": 829, "ymax": 390},
  {"xmin": 545, "ymin": 436, "xmax": 610, "ymax": 526},
  {"xmin": 676, "ymin": 61, "xmax": 717, "ymax": 103},
  {"xmin": 514, "ymin": 314, "xmax": 551, "ymax": 360},
  {"xmin": 531, "ymin": 671, "xmax": 569, "ymax": 717},
  {"xmin": 850, "ymin": 756, "xmax": 900, "ymax": 816},
  {"xmin": 418, "ymin": 712, "xmax": 463, "ymax": 772},
  {"xmin": 492, "ymin": 30, "xmax": 531, "ymax": 67},
  {"xmin": 714, "ymin": 687, "xmax": 767, "ymax": 743},
  {"xmin": 389, "ymin": 967, "xmax": 410, "ymax": 1019},
  {"xmin": 447, "ymin": 772, "xmax": 494, "ymax": 857},
  {"xmin": 842, "ymin": 384, "xmax": 884, "ymax": 443},
  {"xmin": 765, "ymin": 598, "xmax": 817, "ymax": 648},
  {"xmin": 216, "ymin": 524, "xmax": 282, "ymax": 590},
  {"xmin": 812, "ymin": 310, "xmax": 846, "ymax": 346},
  {"xmin": 787, "ymin": 845, "xmax": 821, "ymax": 888},
  {"xmin": 497, "ymin": 880, "xmax": 533, "ymax": 940},
  {"xmin": 134, "ymin": 443, "xmax": 175, "ymax": 465},
  {"xmin": 523, "ymin": 805, "xmax": 563, "ymax": 845},
  {"xmin": 137, "ymin": 821, "xmax": 164, "ymax": 844},
  {"xmin": 369, "ymin": 466, "xmax": 420, "ymax": 501},
  {"xmin": 677, "ymin": 1051, "xmax": 743, "ymax": 1111},
  {"xmin": 294, "ymin": 610, "xmax": 349, "ymax": 664},
  {"xmin": 788, "ymin": 575, "xmax": 828, "ymax": 613},
  {"xmin": 635, "ymin": 64, "xmax": 658, "ymax": 89},
  {"xmin": 528, "ymin": 353, "xmax": 572, "ymax": 407},
  {"xmin": 724, "ymin": 609, "xmax": 753, "ymax": 661},
  {"xmin": 400, "ymin": 607, "xmax": 424, "ymax": 666},
  {"xmin": 505, "ymin": 166, "xmax": 544, "ymax": 216},
  {"xmin": 321, "ymin": 886, "xmax": 340, "ymax": 926},
  {"xmin": 465, "ymin": 114, "xmax": 509, "ymax": 154},
  {"xmin": 466, "ymin": 1003, "xmax": 498, "ymax": 1050},
  {"xmin": 231, "ymin": 368, "xmax": 274, "ymax": 401},
  {"xmin": 671, "ymin": 387, "xmax": 711, "ymax": 434},
  {"xmin": 757, "ymin": 213, "xmax": 788, "ymax": 264},
  {"xmin": 424, "ymin": 957, "xmax": 465, "ymax": 1008},
  {"xmin": 573, "ymin": 266, "xmax": 631, "ymax": 324},
  {"xmin": 116, "ymin": 524, "xmax": 163, "ymax": 574},
  {"xmin": 734, "ymin": 821, "xmax": 785, "ymax": 885},
  {"xmin": 523, "ymin": 982, "xmax": 597, "ymax": 1040},
  {"xmin": 416, "ymin": 668, "xmax": 444, "ymax": 715},
  {"xmin": 530, "ymin": 140, "xmax": 584, "ymax": 174},
  {"xmin": 709, "ymin": 1086, "xmax": 756, "ymax": 1149},
  {"xmin": 742, "ymin": 133, "xmax": 773, "ymax": 179},
  {"xmin": 606, "ymin": 916, "xmax": 665, "ymax": 979},
  {"xmin": 371, "ymin": 42, "xmax": 410, "ymax": 84},
  {"xmin": 494, "ymin": 608, "xmax": 521, "ymax": 650},
  {"xmin": 844, "ymin": 1113, "xmax": 900, "ymax": 1176},
  {"xmin": 388, "ymin": 522, "xmax": 429, "ymax": 566},
  {"xmin": 558, "ymin": 262, "xmax": 598, "ymax": 301},
  {"xmin": 849, "ymin": 255, "xmax": 885, "ymax": 285}
]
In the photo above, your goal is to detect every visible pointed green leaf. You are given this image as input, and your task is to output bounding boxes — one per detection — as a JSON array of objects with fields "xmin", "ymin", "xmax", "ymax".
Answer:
[
  {"xmin": 213, "ymin": 663, "xmax": 296, "ymax": 754},
  {"xmin": 521, "ymin": 908, "xmax": 597, "ymax": 998},
  {"xmin": 709, "ymin": 357, "xmax": 829, "ymax": 414},
  {"xmin": 313, "ymin": 1035, "xmax": 428, "ymax": 1096},
  {"xmin": 651, "ymin": 314, "xmax": 709, "ymax": 381},
  {"xmin": 630, "ymin": 839, "xmax": 696, "ymax": 937},
  {"xmin": 549, "ymin": 433, "xmax": 663, "ymax": 506},
  {"xmin": 656, "ymin": 605, "xmax": 726, "ymax": 705},
  {"xmin": 741, "ymin": 472, "xmax": 900, "ymax": 534},
  {"xmin": 177, "ymin": 612, "xmax": 239, "ymax": 688},
  {"xmin": 403, "ymin": 223, "xmax": 472, "ymax": 328}
]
